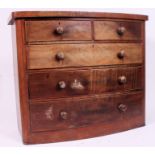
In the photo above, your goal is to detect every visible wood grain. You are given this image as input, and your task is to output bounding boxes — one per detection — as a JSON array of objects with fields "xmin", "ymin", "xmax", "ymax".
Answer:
[
  {"xmin": 28, "ymin": 66, "xmax": 143, "ymax": 100},
  {"xmin": 28, "ymin": 69, "xmax": 91, "ymax": 99},
  {"xmin": 28, "ymin": 43, "xmax": 143, "ymax": 69},
  {"xmin": 25, "ymin": 20, "xmax": 92, "ymax": 42},
  {"xmin": 30, "ymin": 92, "xmax": 143, "ymax": 132},
  {"xmin": 13, "ymin": 20, "xmax": 31, "ymax": 143},
  {"xmin": 10, "ymin": 11, "xmax": 147, "ymax": 144},
  {"xmin": 94, "ymin": 21, "xmax": 142, "ymax": 41},
  {"xmin": 93, "ymin": 66, "xmax": 143, "ymax": 93},
  {"xmin": 9, "ymin": 11, "xmax": 148, "ymax": 25}
]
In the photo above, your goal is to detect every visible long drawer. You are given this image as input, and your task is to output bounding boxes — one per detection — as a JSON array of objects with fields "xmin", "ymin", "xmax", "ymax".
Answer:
[
  {"xmin": 30, "ymin": 92, "xmax": 144, "ymax": 132},
  {"xmin": 28, "ymin": 66, "xmax": 143, "ymax": 100},
  {"xmin": 27, "ymin": 43, "xmax": 143, "ymax": 69}
]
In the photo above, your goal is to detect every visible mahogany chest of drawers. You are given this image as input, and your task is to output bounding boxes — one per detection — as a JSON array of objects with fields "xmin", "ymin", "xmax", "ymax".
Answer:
[{"xmin": 9, "ymin": 11, "xmax": 148, "ymax": 144}]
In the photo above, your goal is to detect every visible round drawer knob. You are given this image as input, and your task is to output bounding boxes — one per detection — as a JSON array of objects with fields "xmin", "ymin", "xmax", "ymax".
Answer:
[
  {"xmin": 55, "ymin": 26, "xmax": 64, "ymax": 35},
  {"xmin": 55, "ymin": 52, "xmax": 65, "ymax": 61},
  {"xmin": 117, "ymin": 50, "xmax": 125, "ymax": 59},
  {"xmin": 117, "ymin": 26, "xmax": 126, "ymax": 36},
  {"xmin": 58, "ymin": 81, "xmax": 66, "ymax": 89},
  {"xmin": 118, "ymin": 104, "xmax": 128, "ymax": 112},
  {"xmin": 60, "ymin": 111, "xmax": 68, "ymax": 120},
  {"xmin": 118, "ymin": 76, "xmax": 127, "ymax": 85}
]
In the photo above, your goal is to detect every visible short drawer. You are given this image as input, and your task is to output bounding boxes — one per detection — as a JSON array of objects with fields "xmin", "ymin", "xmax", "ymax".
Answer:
[
  {"xmin": 93, "ymin": 66, "xmax": 143, "ymax": 94},
  {"xmin": 25, "ymin": 20, "xmax": 92, "ymax": 42},
  {"xmin": 30, "ymin": 92, "xmax": 144, "ymax": 132},
  {"xmin": 27, "ymin": 43, "xmax": 143, "ymax": 69},
  {"xmin": 29, "ymin": 69, "xmax": 91, "ymax": 99},
  {"xmin": 94, "ymin": 21, "xmax": 142, "ymax": 41}
]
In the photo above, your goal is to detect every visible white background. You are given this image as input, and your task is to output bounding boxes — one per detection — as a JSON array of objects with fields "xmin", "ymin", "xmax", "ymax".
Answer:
[{"xmin": 0, "ymin": 8, "xmax": 155, "ymax": 147}]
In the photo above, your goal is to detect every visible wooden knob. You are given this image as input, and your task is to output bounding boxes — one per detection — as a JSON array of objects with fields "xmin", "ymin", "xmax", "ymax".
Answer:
[
  {"xmin": 60, "ymin": 111, "xmax": 68, "ymax": 120},
  {"xmin": 70, "ymin": 79, "xmax": 84, "ymax": 90},
  {"xmin": 118, "ymin": 76, "xmax": 127, "ymax": 85},
  {"xmin": 55, "ymin": 52, "xmax": 65, "ymax": 61},
  {"xmin": 58, "ymin": 81, "xmax": 66, "ymax": 89},
  {"xmin": 118, "ymin": 104, "xmax": 127, "ymax": 112},
  {"xmin": 117, "ymin": 50, "xmax": 125, "ymax": 59},
  {"xmin": 117, "ymin": 26, "xmax": 126, "ymax": 36},
  {"xmin": 55, "ymin": 26, "xmax": 64, "ymax": 35}
]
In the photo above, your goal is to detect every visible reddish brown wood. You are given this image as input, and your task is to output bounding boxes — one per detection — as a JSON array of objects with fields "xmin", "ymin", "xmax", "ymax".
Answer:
[
  {"xmin": 30, "ymin": 92, "xmax": 143, "ymax": 132},
  {"xmin": 92, "ymin": 66, "xmax": 143, "ymax": 94},
  {"xmin": 27, "ymin": 43, "xmax": 143, "ymax": 69},
  {"xmin": 94, "ymin": 21, "xmax": 142, "ymax": 41},
  {"xmin": 10, "ymin": 11, "xmax": 148, "ymax": 144},
  {"xmin": 28, "ymin": 115, "xmax": 144, "ymax": 144},
  {"xmin": 25, "ymin": 20, "xmax": 92, "ymax": 42},
  {"xmin": 28, "ymin": 66, "xmax": 143, "ymax": 100},
  {"xmin": 141, "ymin": 22, "xmax": 146, "ymax": 124},
  {"xmin": 12, "ymin": 20, "xmax": 31, "ymax": 143},
  {"xmin": 28, "ymin": 69, "xmax": 91, "ymax": 99},
  {"xmin": 9, "ymin": 11, "xmax": 148, "ymax": 25}
]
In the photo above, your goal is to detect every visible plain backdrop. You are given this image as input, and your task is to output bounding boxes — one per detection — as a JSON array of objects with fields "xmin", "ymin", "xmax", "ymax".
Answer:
[{"xmin": 0, "ymin": 8, "xmax": 155, "ymax": 146}]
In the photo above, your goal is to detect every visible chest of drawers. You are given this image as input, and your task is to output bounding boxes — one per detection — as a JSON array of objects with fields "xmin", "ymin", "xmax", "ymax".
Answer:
[{"xmin": 9, "ymin": 11, "xmax": 148, "ymax": 144}]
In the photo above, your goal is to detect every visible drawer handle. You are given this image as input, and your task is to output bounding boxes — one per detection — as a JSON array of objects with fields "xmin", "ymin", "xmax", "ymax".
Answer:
[
  {"xmin": 70, "ymin": 79, "xmax": 84, "ymax": 90},
  {"xmin": 117, "ymin": 26, "xmax": 126, "ymax": 36},
  {"xmin": 58, "ymin": 81, "xmax": 66, "ymax": 89},
  {"xmin": 55, "ymin": 26, "xmax": 64, "ymax": 35},
  {"xmin": 118, "ymin": 76, "xmax": 127, "ymax": 85},
  {"xmin": 55, "ymin": 52, "xmax": 65, "ymax": 61},
  {"xmin": 60, "ymin": 111, "xmax": 68, "ymax": 120},
  {"xmin": 117, "ymin": 50, "xmax": 125, "ymax": 59},
  {"xmin": 118, "ymin": 104, "xmax": 128, "ymax": 112}
]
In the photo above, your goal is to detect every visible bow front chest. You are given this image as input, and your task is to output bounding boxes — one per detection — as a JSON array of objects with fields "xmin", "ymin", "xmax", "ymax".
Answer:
[{"xmin": 9, "ymin": 11, "xmax": 148, "ymax": 144}]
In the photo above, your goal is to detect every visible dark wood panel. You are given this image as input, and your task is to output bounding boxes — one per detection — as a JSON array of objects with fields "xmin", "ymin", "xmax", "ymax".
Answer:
[
  {"xmin": 28, "ymin": 43, "xmax": 143, "ymax": 69},
  {"xmin": 30, "ymin": 92, "xmax": 143, "ymax": 132},
  {"xmin": 29, "ymin": 66, "xmax": 143, "ymax": 100},
  {"xmin": 25, "ymin": 20, "xmax": 92, "ymax": 42},
  {"xmin": 94, "ymin": 21, "xmax": 142, "ymax": 41},
  {"xmin": 29, "ymin": 69, "xmax": 91, "ymax": 99},
  {"xmin": 93, "ymin": 66, "xmax": 143, "ymax": 93}
]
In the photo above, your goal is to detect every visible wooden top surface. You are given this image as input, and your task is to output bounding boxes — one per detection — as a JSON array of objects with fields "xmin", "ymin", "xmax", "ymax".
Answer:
[{"xmin": 9, "ymin": 11, "xmax": 148, "ymax": 25}]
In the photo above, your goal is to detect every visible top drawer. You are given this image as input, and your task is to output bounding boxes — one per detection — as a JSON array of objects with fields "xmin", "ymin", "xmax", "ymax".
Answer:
[
  {"xmin": 25, "ymin": 20, "xmax": 92, "ymax": 42},
  {"xmin": 94, "ymin": 21, "xmax": 142, "ymax": 41}
]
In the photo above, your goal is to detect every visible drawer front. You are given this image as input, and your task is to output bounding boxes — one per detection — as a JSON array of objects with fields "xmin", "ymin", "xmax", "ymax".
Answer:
[
  {"xmin": 94, "ymin": 21, "xmax": 142, "ymax": 41},
  {"xmin": 29, "ymin": 66, "xmax": 143, "ymax": 100},
  {"xmin": 30, "ymin": 92, "xmax": 143, "ymax": 132},
  {"xmin": 29, "ymin": 69, "xmax": 91, "ymax": 99},
  {"xmin": 93, "ymin": 66, "xmax": 143, "ymax": 93},
  {"xmin": 28, "ymin": 43, "xmax": 143, "ymax": 69},
  {"xmin": 25, "ymin": 20, "xmax": 92, "ymax": 42}
]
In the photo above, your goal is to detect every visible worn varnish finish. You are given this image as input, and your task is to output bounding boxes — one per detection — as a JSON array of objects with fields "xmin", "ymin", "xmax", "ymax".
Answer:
[
  {"xmin": 92, "ymin": 66, "xmax": 143, "ymax": 94},
  {"xmin": 28, "ymin": 66, "xmax": 143, "ymax": 100},
  {"xmin": 94, "ymin": 21, "xmax": 142, "ymax": 41},
  {"xmin": 10, "ymin": 11, "xmax": 148, "ymax": 144},
  {"xmin": 28, "ymin": 43, "xmax": 143, "ymax": 69},
  {"xmin": 9, "ymin": 11, "xmax": 148, "ymax": 25},
  {"xmin": 25, "ymin": 20, "xmax": 92, "ymax": 42},
  {"xmin": 29, "ymin": 69, "xmax": 91, "ymax": 99},
  {"xmin": 30, "ymin": 92, "xmax": 143, "ymax": 132}
]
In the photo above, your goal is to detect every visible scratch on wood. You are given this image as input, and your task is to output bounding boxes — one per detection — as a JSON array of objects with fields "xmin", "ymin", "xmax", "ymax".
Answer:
[{"xmin": 45, "ymin": 106, "xmax": 54, "ymax": 120}]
